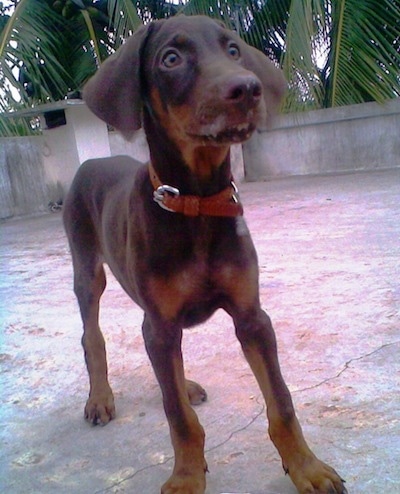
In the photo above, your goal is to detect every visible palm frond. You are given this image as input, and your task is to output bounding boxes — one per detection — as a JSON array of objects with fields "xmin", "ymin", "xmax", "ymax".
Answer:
[
  {"xmin": 108, "ymin": 0, "xmax": 143, "ymax": 48},
  {"xmin": 180, "ymin": 0, "xmax": 231, "ymax": 23},
  {"xmin": 1, "ymin": 0, "xmax": 399, "ymax": 135},
  {"xmin": 327, "ymin": 0, "xmax": 400, "ymax": 107},
  {"xmin": 63, "ymin": 16, "xmax": 108, "ymax": 88},
  {"xmin": 0, "ymin": 0, "xmax": 71, "ymax": 107},
  {"xmin": 282, "ymin": 0, "xmax": 327, "ymax": 111},
  {"xmin": 240, "ymin": 0, "xmax": 290, "ymax": 63},
  {"xmin": 80, "ymin": 8, "xmax": 103, "ymax": 65}
]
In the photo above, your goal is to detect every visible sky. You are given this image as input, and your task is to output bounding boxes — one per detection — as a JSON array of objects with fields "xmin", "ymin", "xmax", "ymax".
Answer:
[{"xmin": 2, "ymin": 0, "xmax": 16, "ymax": 14}]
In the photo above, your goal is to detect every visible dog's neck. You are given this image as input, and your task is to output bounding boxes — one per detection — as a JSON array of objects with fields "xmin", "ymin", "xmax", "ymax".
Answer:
[{"xmin": 143, "ymin": 109, "xmax": 234, "ymax": 197}]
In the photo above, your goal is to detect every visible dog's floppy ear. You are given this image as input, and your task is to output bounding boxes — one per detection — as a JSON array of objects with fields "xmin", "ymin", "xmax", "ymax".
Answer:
[
  {"xmin": 83, "ymin": 24, "xmax": 150, "ymax": 140},
  {"xmin": 239, "ymin": 40, "xmax": 287, "ymax": 129}
]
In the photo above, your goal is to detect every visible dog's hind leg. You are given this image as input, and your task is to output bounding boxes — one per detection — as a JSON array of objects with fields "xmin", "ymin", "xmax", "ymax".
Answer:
[
  {"xmin": 185, "ymin": 379, "xmax": 207, "ymax": 406},
  {"xmin": 76, "ymin": 260, "xmax": 115, "ymax": 425},
  {"xmin": 66, "ymin": 211, "xmax": 116, "ymax": 425}
]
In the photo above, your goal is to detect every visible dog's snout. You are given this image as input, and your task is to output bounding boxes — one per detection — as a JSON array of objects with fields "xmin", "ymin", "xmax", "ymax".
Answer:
[{"xmin": 223, "ymin": 75, "xmax": 262, "ymax": 107}]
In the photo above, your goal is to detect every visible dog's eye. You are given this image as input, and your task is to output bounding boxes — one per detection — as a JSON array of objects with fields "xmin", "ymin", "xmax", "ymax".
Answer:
[
  {"xmin": 162, "ymin": 50, "xmax": 182, "ymax": 68},
  {"xmin": 227, "ymin": 43, "xmax": 240, "ymax": 60}
]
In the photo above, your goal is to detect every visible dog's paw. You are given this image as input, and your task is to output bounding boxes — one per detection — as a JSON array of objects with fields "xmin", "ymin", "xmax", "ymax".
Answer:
[
  {"xmin": 185, "ymin": 379, "xmax": 207, "ymax": 406},
  {"xmin": 286, "ymin": 456, "xmax": 347, "ymax": 494},
  {"xmin": 84, "ymin": 390, "xmax": 116, "ymax": 425},
  {"xmin": 161, "ymin": 471, "xmax": 206, "ymax": 494}
]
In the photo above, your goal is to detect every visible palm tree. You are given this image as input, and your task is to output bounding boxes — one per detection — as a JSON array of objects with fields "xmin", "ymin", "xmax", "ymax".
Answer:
[
  {"xmin": 0, "ymin": 0, "xmax": 118, "ymax": 134},
  {"xmin": 183, "ymin": 0, "xmax": 400, "ymax": 110},
  {"xmin": 1, "ymin": 0, "xmax": 399, "ymax": 135}
]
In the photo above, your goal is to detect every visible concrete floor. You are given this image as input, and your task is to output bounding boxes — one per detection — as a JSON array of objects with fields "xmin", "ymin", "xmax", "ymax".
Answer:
[{"xmin": 1, "ymin": 169, "xmax": 399, "ymax": 494}]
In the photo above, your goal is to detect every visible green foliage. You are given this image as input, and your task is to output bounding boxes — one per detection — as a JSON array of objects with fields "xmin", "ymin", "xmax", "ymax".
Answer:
[
  {"xmin": 1, "ymin": 0, "xmax": 399, "ymax": 136},
  {"xmin": 182, "ymin": 0, "xmax": 400, "ymax": 110},
  {"xmin": 0, "ymin": 113, "xmax": 39, "ymax": 136},
  {"xmin": 327, "ymin": 0, "xmax": 400, "ymax": 106},
  {"xmin": 0, "ymin": 0, "xmax": 113, "ymax": 109}
]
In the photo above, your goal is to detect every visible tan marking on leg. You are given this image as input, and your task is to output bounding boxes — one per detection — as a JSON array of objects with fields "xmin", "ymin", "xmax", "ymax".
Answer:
[
  {"xmin": 147, "ymin": 270, "xmax": 201, "ymax": 320},
  {"xmin": 79, "ymin": 265, "xmax": 115, "ymax": 424},
  {"xmin": 216, "ymin": 263, "xmax": 259, "ymax": 311},
  {"xmin": 154, "ymin": 348, "xmax": 207, "ymax": 492},
  {"xmin": 243, "ymin": 345, "xmax": 311, "ymax": 457},
  {"xmin": 243, "ymin": 343, "xmax": 346, "ymax": 493}
]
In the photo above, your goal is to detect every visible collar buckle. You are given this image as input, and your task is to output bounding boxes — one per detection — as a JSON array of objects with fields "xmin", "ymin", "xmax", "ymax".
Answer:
[{"xmin": 153, "ymin": 184, "xmax": 180, "ymax": 212}]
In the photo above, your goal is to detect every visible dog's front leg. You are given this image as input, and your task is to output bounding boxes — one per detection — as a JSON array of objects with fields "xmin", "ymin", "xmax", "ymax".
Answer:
[
  {"xmin": 234, "ymin": 307, "xmax": 347, "ymax": 494},
  {"xmin": 142, "ymin": 314, "xmax": 207, "ymax": 494}
]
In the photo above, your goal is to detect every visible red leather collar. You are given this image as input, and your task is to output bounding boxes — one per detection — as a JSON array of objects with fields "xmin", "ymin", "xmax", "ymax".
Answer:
[{"xmin": 149, "ymin": 163, "xmax": 243, "ymax": 217}]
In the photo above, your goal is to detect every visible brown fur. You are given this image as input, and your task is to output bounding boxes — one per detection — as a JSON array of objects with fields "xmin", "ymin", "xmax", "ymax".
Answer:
[{"xmin": 64, "ymin": 15, "xmax": 346, "ymax": 494}]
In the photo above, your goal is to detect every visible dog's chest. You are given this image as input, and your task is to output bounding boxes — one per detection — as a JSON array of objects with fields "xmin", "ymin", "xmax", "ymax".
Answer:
[
  {"xmin": 147, "ymin": 256, "xmax": 212, "ymax": 310},
  {"xmin": 144, "ymin": 240, "xmax": 256, "ymax": 326}
]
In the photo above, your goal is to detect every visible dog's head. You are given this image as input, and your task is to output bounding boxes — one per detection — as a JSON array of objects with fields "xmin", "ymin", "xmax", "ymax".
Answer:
[{"xmin": 84, "ymin": 15, "xmax": 286, "ymax": 144}]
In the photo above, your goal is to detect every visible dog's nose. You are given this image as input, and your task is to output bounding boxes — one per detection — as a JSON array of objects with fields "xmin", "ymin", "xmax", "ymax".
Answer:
[{"xmin": 222, "ymin": 74, "xmax": 262, "ymax": 108}]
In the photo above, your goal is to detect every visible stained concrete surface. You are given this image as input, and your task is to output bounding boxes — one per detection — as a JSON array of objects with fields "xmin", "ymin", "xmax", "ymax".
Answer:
[{"xmin": 1, "ymin": 169, "xmax": 399, "ymax": 494}]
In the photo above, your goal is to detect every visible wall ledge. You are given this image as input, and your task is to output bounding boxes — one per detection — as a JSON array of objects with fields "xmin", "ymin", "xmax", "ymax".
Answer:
[{"xmin": 268, "ymin": 98, "xmax": 400, "ymax": 132}]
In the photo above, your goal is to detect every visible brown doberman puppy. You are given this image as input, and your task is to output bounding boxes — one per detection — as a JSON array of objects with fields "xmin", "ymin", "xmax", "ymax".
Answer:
[{"xmin": 63, "ymin": 15, "xmax": 347, "ymax": 494}]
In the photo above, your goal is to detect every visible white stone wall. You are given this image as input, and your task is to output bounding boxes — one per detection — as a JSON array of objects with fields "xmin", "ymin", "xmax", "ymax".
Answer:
[
  {"xmin": 244, "ymin": 98, "xmax": 400, "ymax": 180},
  {"xmin": 1, "ymin": 99, "xmax": 399, "ymax": 218}
]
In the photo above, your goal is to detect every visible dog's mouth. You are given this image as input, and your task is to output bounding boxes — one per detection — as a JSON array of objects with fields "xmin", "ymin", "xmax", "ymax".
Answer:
[{"xmin": 188, "ymin": 122, "xmax": 255, "ymax": 145}]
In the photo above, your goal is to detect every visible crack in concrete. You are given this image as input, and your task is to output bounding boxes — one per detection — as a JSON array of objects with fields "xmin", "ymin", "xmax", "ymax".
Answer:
[
  {"xmin": 94, "ymin": 341, "xmax": 399, "ymax": 492},
  {"xmin": 94, "ymin": 456, "xmax": 174, "ymax": 493},
  {"xmin": 94, "ymin": 398, "xmax": 265, "ymax": 493},
  {"xmin": 293, "ymin": 340, "xmax": 400, "ymax": 394},
  {"xmin": 205, "ymin": 396, "xmax": 265, "ymax": 455}
]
